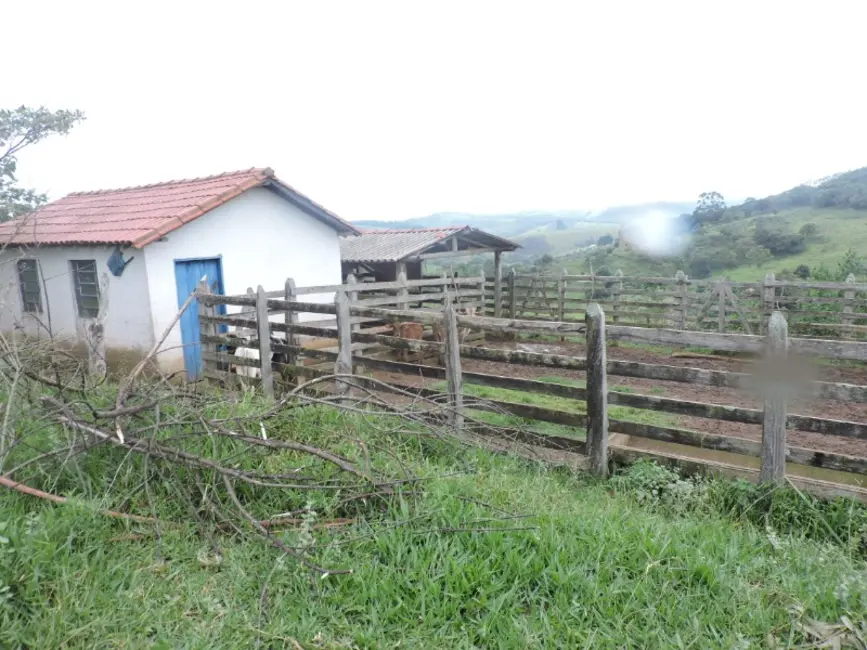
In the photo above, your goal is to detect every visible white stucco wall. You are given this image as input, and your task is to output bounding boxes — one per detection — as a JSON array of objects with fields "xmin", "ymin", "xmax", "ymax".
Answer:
[
  {"xmin": 0, "ymin": 245, "xmax": 155, "ymax": 353},
  {"xmin": 143, "ymin": 186, "xmax": 344, "ymax": 372}
]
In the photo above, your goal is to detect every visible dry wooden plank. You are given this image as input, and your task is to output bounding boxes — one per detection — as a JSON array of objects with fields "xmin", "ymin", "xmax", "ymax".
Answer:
[
  {"xmin": 606, "ymin": 324, "xmax": 867, "ymax": 361},
  {"xmin": 256, "ymin": 286, "xmax": 274, "ymax": 399},
  {"xmin": 772, "ymin": 279, "xmax": 867, "ymax": 291},
  {"xmin": 356, "ymin": 289, "xmax": 484, "ymax": 308},
  {"xmin": 585, "ymin": 303, "xmax": 609, "ymax": 478},
  {"xmin": 443, "ymin": 297, "xmax": 464, "ymax": 430},
  {"xmin": 292, "ymin": 276, "xmax": 481, "ymax": 296},
  {"xmin": 334, "ymin": 291, "xmax": 353, "ymax": 397},
  {"xmin": 761, "ymin": 312, "xmax": 787, "ymax": 484}
]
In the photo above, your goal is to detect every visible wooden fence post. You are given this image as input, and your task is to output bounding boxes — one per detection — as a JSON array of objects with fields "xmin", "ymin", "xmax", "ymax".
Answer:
[
  {"xmin": 443, "ymin": 295, "xmax": 464, "ymax": 431},
  {"xmin": 611, "ymin": 270, "xmax": 623, "ymax": 326},
  {"xmin": 334, "ymin": 290, "xmax": 353, "ymax": 398},
  {"xmin": 760, "ymin": 310, "xmax": 788, "ymax": 485},
  {"xmin": 256, "ymin": 285, "xmax": 274, "ymax": 399},
  {"xmin": 585, "ymin": 303, "xmax": 609, "ymax": 478},
  {"xmin": 197, "ymin": 279, "xmax": 216, "ymax": 377},
  {"xmin": 558, "ymin": 268, "xmax": 567, "ymax": 341},
  {"xmin": 675, "ymin": 270, "xmax": 688, "ymax": 330},
  {"xmin": 761, "ymin": 272, "xmax": 776, "ymax": 333},
  {"xmin": 493, "ymin": 252, "xmax": 503, "ymax": 318},
  {"xmin": 396, "ymin": 262, "xmax": 409, "ymax": 310},
  {"xmin": 843, "ymin": 273, "xmax": 856, "ymax": 339},
  {"xmin": 717, "ymin": 279, "xmax": 727, "ymax": 333},
  {"xmin": 346, "ymin": 273, "xmax": 359, "ymax": 333},
  {"xmin": 284, "ymin": 278, "xmax": 299, "ymax": 384}
]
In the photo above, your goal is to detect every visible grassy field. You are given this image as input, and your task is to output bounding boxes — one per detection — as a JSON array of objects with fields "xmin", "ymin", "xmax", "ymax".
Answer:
[
  {"xmin": 513, "ymin": 221, "xmax": 620, "ymax": 257},
  {"xmin": 3, "ymin": 395, "xmax": 867, "ymax": 648}
]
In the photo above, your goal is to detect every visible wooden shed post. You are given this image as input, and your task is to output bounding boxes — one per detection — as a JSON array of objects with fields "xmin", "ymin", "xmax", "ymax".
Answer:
[
  {"xmin": 334, "ymin": 290, "xmax": 353, "ymax": 398},
  {"xmin": 508, "ymin": 268, "xmax": 517, "ymax": 318},
  {"xmin": 760, "ymin": 311, "xmax": 788, "ymax": 485},
  {"xmin": 843, "ymin": 273, "xmax": 856, "ymax": 339},
  {"xmin": 585, "ymin": 303, "xmax": 609, "ymax": 478},
  {"xmin": 256, "ymin": 285, "xmax": 275, "ymax": 400},
  {"xmin": 396, "ymin": 262, "xmax": 409, "ymax": 310},
  {"xmin": 284, "ymin": 278, "xmax": 299, "ymax": 384},
  {"xmin": 675, "ymin": 270, "xmax": 688, "ymax": 330},
  {"xmin": 443, "ymin": 295, "xmax": 464, "ymax": 431},
  {"xmin": 197, "ymin": 279, "xmax": 216, "ymax": 376},
  {"xmin": 493, "ymin": 251, "xmax": 503, "ymax": 318}
]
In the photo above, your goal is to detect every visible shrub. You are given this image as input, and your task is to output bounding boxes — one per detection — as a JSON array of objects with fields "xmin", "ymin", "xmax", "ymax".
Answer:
[{"xmin": 794, "ymin": 264, "xmax": 811, "ymax": 279}]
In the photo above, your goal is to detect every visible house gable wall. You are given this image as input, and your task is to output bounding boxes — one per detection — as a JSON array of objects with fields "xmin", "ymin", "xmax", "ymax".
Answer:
[{"xmin": 142, "ymin": 186, "xmax": 343, "ymax": 373}]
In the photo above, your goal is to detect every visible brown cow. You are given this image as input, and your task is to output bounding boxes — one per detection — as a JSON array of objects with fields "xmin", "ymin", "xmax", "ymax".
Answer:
[{"xmin": 391, "ymin": 321, "xmax": 425, "ymax": 363}]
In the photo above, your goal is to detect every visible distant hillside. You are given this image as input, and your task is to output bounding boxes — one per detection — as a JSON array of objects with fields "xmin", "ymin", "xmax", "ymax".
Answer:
[
  {"xmin": 738, "ymin": 166, "xmax": 867, "ymax": 216},
  {"xmin": 353, "ymin": 201, "xmax": 695, "ymax": 247},
  {"xmin": 559, "ymin": 167, "xmax": 867, "ymax": 282},
  {"xmin": 354, "ymin": 210, "xmax": 593, "ymax": 238}
]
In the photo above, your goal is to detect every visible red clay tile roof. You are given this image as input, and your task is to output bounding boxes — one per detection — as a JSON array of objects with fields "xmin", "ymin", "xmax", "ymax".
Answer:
[{"xmin": 0, "ymin": 167, "xmax": 358, "ymax": 248}]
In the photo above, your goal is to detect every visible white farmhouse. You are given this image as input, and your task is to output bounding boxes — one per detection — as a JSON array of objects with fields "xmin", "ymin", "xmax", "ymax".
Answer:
[{"xmin": 0, "ymin": 167, "xmax": 358, "ymax": 378}]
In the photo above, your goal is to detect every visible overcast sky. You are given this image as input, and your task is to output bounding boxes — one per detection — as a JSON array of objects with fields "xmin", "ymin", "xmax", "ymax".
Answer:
[{"xmin": 4, "ymin": 1, "xmax": 866, "ymax": 220}]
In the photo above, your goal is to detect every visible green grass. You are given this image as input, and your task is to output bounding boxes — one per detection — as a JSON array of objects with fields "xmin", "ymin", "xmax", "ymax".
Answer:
[
  {"xmin": 3, "ymin": 426, "xmax": 867, "ymax": 648},
  {"xmin": 4, "ymin": 389, "xmax": 867, "ymax": 648}
]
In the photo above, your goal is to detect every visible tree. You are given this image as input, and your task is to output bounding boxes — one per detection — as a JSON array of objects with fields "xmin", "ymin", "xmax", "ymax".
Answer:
[
  {"xmin": 597, "ymin": 234, "xmax": 614, "ymax": 246},
  {"xmin": 837, "ymin": 248, "xmax": 863, "ymax": 279},
  {"xmin": 692, "ymin": 191, "xmax": 727, "ymax": 225},
  {"xmin": 794, "ymin": 264, "xmax": 811, "ymax": 279},
  {"xmin": 1, "ymin": 106, "xmax": 84, "ymax": 222},
  {"xmin": 799, "ymin": 222, "xmax": 818, "ymax": 237}
]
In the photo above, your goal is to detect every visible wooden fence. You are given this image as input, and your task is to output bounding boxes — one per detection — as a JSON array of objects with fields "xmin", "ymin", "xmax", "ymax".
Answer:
[
  {"xmin": 487, "ymin": 270, "xmax": 867, "ymax": 340},
  {"xmin": 195, "ymin": 280, "xmax": 867, "ymax": 503}
]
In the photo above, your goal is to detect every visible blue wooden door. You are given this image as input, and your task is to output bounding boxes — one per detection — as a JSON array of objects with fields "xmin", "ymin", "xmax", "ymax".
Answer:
[{"xmin": 174, "ymin": 257, "xmax": 225, "ymax": 379}]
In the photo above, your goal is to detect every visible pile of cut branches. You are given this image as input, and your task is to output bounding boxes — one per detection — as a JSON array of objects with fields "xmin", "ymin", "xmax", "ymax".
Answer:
[{"xmin": 0, "ymin": 329, "xmax": 562, "ymax": 573}]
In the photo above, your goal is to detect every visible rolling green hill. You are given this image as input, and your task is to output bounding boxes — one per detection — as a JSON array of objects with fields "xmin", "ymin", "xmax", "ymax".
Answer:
[{"xmin": 557, "ymin": 168, "xmax": 867, "ymax": 282}]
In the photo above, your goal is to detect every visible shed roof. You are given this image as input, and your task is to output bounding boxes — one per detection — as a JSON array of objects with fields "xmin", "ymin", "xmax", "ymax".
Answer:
[
  {"xmin": 0, "ymin": 167, "xmax": 359, "ymax": 248},
  {"xmin": 340, "ymin": 226, "xmax": 519, "ymax": 263}
]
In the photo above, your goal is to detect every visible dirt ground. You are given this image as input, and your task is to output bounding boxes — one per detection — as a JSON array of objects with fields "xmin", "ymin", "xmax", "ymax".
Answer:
[{"xmin": 374, "ymin": 337, "xmax": 867, "ymax": 458}]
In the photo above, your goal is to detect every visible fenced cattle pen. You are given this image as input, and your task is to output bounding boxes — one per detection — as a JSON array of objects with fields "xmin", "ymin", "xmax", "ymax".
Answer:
[
  {"xmin": 195, "ymin": 274, "xmax": 867, "ymax": 503},
  {"xmin": 489, "ymin": 270, "xmax": 867, "ymax": 340}
]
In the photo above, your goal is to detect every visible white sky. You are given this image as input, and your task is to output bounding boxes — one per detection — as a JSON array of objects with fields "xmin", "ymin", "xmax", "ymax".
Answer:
[{"xmin": 4, "ymin": 0, "xmax": 867, "ymax": 220}]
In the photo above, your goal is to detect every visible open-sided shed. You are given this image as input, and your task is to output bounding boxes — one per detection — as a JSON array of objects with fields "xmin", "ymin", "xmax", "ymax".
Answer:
[{"xmin": 339, "ymin": 226, "xmax": 519, "ymax": 284}]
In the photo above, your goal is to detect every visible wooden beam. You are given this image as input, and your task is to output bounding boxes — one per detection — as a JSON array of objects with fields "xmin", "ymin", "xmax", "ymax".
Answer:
[{"xmin": 412, "ymin": 247, "xmax": 499, "ymax": 261}]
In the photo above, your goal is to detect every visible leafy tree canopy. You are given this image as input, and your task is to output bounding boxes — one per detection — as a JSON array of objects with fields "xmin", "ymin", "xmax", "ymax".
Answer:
[
  {"xmin": 692, "ymin": 191, "xmax": 727, "ymax": 225},
  {"xmin": 1, "ymin": 106, "xmax": 84, "ymax": 222}
]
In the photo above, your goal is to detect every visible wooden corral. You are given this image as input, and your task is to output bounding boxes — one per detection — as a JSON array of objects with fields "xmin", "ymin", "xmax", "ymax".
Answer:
[
  {"xmin": 196, "ymin": 278, "xmax": 867, "ymax": 503},
  {"xmin": 489, "ymin": 270, "xmax": 867, "ymax": 340}
]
